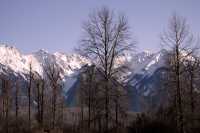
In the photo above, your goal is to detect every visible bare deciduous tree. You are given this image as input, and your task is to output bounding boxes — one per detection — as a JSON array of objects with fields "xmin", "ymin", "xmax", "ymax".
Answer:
[
  {"xmin": 79, "ymin": 7, "xmax": 135, "ymax": 132},
  {"xmin": 161, "ymin": 14, "xmax": 197, "ymax": 133}
]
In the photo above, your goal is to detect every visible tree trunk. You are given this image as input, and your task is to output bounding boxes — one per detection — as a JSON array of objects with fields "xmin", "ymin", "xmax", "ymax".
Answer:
[
  {"xmin": 176, "ymin": 46, "xmax": 184, "ymax": 133},
  {"xmin": 15, "ymin": 81, "xmax": 19, "ymax": 130},
  {"xmin": 28, "ymin": 64, "xmax": 32, "ymax": 131},
  {"xmin": 52, "ymin": 85, "xmax": 57, "ymax": 129},
  {"xmin": 41, "ymin": 80, "xmax": 44, "ymax": 126},
  {"xmin": 115, "ymin": 99, "xmax": 118, "ymax": 133}
]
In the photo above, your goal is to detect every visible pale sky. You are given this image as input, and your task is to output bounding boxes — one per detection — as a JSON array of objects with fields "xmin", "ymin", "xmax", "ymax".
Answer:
[{"xmin": 0, "ymin": 0, "xmax": 199, "ymax": 53}]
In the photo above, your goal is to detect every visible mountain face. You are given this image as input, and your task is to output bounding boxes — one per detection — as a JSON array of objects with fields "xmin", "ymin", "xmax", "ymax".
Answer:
[
  {"xmin": 126, "ymin": 50, "xmax": 169, "ymax": 111},
  {"xmin": 0, "ymin": 44, "xmax": 168, "ymax": 111},
  {"xmin": 0, "ymin": 44, "xmax": 91, "ymax": 101}
]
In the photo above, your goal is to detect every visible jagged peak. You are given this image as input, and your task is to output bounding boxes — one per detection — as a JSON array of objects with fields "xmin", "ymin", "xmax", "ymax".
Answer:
[
  {"xmin": 34, "ymin": 49, "xmax": 50, "ymax": 56},
  {"xmin": 0, "ymin": 44, "xmax": 168, "ymax": 82},
  {"xmin": 0, "ymin": 44, "xmax": 22, "ymax": 55}
]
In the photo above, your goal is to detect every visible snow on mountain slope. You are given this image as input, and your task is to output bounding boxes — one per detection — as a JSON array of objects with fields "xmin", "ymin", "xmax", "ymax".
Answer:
[
  {"xmin": 0, "ymin": 44, "xmax": 166, "ymax": 88},
  {"xmin": 0, "ymin": 45, "xmax": 29, "ymax": 73},
  {"xmin": 54, "ymin": 52, "xmax": 90, "ymax": 75},
  {"xmin": 0, "ymin": 44, "xmax": 90, "ymax": 78},
  {"xmin": 130, "ymin": 50, "xmax": 166, "ymax": 75}
]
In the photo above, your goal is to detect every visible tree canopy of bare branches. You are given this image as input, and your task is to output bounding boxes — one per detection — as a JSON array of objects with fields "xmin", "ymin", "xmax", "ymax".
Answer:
[{"xmin": 79, "ymin": 7, "xmax": 135, "ymax": 79}]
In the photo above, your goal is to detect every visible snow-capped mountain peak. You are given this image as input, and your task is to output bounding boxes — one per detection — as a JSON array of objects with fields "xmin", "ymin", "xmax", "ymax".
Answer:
[
  {"xmin": 0, "ymin": 44, "xmax": 169, "ymax": 79},
  {"xmin": 0, "ymin": 44, "xmax": 28, "ymax": 73},
  {"xmin": 0, "ymin": 44, "xmax": 90, "ymax": 78},
  {"xmin": 0, "ymin": 44, "xmax": 171, "ymax": 111}
]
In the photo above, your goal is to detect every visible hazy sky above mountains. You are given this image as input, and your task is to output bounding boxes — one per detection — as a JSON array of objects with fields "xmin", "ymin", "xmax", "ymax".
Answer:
[{"xmin": 0, "ymin": 0, "xmax": 199, "ymax": 53}]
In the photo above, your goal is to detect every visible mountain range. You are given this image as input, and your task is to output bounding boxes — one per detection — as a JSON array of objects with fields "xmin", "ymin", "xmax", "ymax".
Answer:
[{"xmin": 0, "ymin": 44, "xmax": 169, "ymax": 111}]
